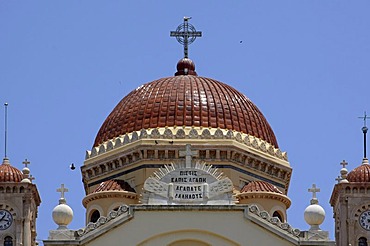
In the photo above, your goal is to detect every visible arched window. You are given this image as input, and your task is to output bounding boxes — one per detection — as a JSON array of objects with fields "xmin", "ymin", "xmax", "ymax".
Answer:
[
  {"xmin": 4, "ymin": 236, "xmax": 13, "ymax": 246},
  {"xmin": 90, "ymin": 210, "xmax": 100, "ymax": 223},
  {"xmin": 272, "ymin": 211, "xmax": 284, "ymax": 222},
  {"xmin": 359, "ymin": 237, "xmax": 368, "ymax": 246}
]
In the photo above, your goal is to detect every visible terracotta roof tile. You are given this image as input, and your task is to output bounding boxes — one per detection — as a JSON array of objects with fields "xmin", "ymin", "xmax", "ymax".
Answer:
[
  {"xmin": 94, "ymin": 60, "xmax": 278, "ymax": 147},
  {"xmin": 241, "ymin": 181, "xmax": 283, "ymax": 194},
  {"xmin": 93, "ymin": 179, "xmax": 136, "ymax": 193},
  {"xmin": 347, "ymin": 163, "xmax": 370, "ymax": 183},
  {"xmin": 0, "ymin": 158, "xmax": 23, "ymax": 183}
]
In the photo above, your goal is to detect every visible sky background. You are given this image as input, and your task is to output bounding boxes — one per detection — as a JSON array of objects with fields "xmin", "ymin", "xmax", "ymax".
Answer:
[{"xmin": 1, "ymin": 1, "xmax": 370, "ymax": 244}]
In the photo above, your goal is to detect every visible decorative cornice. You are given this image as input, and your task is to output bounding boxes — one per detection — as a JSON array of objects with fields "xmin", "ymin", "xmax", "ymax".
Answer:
[
  {"xmin": 86, "ymin": 127, "xmax": 288, "ymax": 161},
  {"xmin": 75, "ymin": 203, "xmax": 300, "ymax": 240},
  {"xmin": 0, "ymin": 182, "xmax": 41, "ymax": 206},
  {"xmin": 76, "ymin": 204, "xmax": 131, "ymax": 237},
  {"xmin": 247, "ymin": 204, "xmax": 300, "ymax": 238},
  {"xmin": 237, "ymin": 191, "xmax": 291, "ymax": 208},
  {"xmin": 82, "ymin": 191, "xmax": 137, "ymax": 208}
]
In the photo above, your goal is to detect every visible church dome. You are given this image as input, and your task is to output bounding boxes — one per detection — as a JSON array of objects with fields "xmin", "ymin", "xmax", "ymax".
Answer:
[
  {"xmin": 240, "ymin": 180, "xmax": 283, "ymax": 194},
  {"xmin": 0, "ymin": 158, "xmax": 23, "ymax": 183},
  {"xmin": 94, "ymin": 59, "xmax": 278, "ymax": 148},
  {"xmin": 347, "ymin": 158, "xmax": 370, "ymax": 182}
]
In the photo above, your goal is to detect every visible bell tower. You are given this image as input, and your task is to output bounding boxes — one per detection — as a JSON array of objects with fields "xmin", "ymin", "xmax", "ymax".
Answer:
[
  {"xmin": 0, "ymin": 157, "xmax": 41, "ymax": 246},
  {"xmin": 330, "ymin": 113, "xmax": 370, "ymax": 246}
]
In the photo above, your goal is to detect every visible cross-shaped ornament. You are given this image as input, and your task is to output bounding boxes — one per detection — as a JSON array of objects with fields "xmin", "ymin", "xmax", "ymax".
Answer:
[
  {"xmin": 358, "ymin": 111, "xmax": 370, "ymax": 127},
  {"xmin": 308, "ymin": 184, "xmax": 320, "ymax": 200},
  {"xmin": 179, "ymin": 144, "xmax": 198, "ymax": 168},
  {"xmin": 29, "ymin": 175, "xmax": 35, "ymax": 182},
  {"xmin": 170, "ymin": 17, "xmax": 202, "ymax": 58},
  {"xmin": 22, "ymin": 158, "xmax": 30, "ymax": 168},
  {"xmin": 57, "ymin": 184, "xmax": 68, "ymax": 199},
  {"xmin": 335, "ymin": 176, "xmax": 342, "ymax": 184},
  {"xmin": 340, "ymin": 160, "xmax": 348, "ymax": 169}
]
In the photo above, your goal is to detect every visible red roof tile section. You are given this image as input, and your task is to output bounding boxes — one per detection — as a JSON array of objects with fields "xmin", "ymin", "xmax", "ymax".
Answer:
[
  {"xmin": 347, "ymin": 161, "xmax": 370, "ymax": 183},
  {"xmin": 0, "ymin": 158, "xmax": 23, "ymax": 183},
  {"xmin": 94, "ymin": 59, "xmax": 278, "ymax": 147},
  {"xmin": 241, "ymin": 181, "xmax": 283, "ymax": 194},
  {"xmin": 93, "ymin": 179, "xmax": 136, "ymax": 193}
]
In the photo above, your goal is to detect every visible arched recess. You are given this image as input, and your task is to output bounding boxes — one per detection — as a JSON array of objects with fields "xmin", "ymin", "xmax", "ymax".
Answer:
[
  {"xmin": 138, "ymin": 229, "xmax": 239, "ymax": 246},
  {"xmin": 4, "ymin": 235, "xmax": 13, "ymax": 246},
  {"xmin": 90, "ymin": 210, "xmax": 100, "ymax": 223},
  {"xmin": 107, "ymin": 202, "xmax": 125, "ymax": 213},
  {"xmin": 272, "ymin": 210, "xmax": 284, "ymax": 222},
  {"xmin": 358, "ymin": 237, "xmax": 368, "ymax": 246},
  {"xmin": 86, "ymin": 204, "xmax": 103, "ymax": 224}
]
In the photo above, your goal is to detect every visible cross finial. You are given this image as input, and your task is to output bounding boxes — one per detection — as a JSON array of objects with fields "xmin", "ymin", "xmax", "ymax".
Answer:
[
  {"xmin": 29, "ymin": 175, "xmax": 35, "ymax": 182},
  {"xmin": 179, "ymin": 144, "xmax": 198, "ymax": 168},
  {"xmin": 335, "ymin": 176, "xmax": 342, "ymax": 184},
  {"xmin": 359, "ymin": 111, "xmax": 370, "ymax": 127},
  {"xmin": 308, "ymin": 184, "xmax": 320, "ymax": 204},
  {"xmin": 340, "ymin": 160, "xmax": 348, "ymax": 169},
  {"xmin": 57, "ymin": 184, "xmax": 68, "ymax": 202},
  {"xmin": 170, "ymin": 17, "xmax": 202, "ymax": 58},
  {"xmin": 22, "ymin": 159, "xmax": 30, "ymax": 168}
]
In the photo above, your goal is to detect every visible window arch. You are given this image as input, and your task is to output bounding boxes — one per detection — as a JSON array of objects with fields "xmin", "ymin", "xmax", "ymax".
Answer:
[
  {"xmin": 4, "ymin": 236, "xmax": 13, "ymax": 246},
  {"xmin": 272, "ymin": 210, "xmax": 284, "ymax": 222},
  {"xmin": 359, "ymin": 237, "xmax": 368, "ymax": 246},
  {"xmin": 90, "ymin": 210, "xmax": 100, "ymax": 223}
]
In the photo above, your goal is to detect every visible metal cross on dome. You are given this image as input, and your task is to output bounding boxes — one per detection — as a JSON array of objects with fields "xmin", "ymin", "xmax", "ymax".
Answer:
[{"xmin": 170, "ymin": 17, "xmax": 202, "ymax": 58}]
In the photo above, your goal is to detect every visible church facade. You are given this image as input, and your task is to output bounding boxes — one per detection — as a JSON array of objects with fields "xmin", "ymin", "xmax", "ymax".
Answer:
[{"xmin": 1, "ymin": 18, "xmax": 369, "ymax": 246}]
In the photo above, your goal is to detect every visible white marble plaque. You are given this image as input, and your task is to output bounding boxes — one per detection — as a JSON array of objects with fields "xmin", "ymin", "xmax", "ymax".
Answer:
[{"xmin": 142, "ymin": 162, "xmax": 234, "ymax": 205}]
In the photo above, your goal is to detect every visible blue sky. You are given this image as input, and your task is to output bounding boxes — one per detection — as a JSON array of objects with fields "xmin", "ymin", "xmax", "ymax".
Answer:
[{"xmin": 1, "ymin": 1, "xmax": 370, "ymax": 243}]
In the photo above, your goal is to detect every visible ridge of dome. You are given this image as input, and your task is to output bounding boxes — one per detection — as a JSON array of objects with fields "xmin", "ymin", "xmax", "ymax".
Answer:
[
  {"xmin": 94, "ymin": 75, "xmax": 278, "ymax": 148},
  {"xmin": 240, "ymin": 180, "xmax": 283, "ymax": 194},
  {"xmin": 0, "ymin": 157, "xmax": 23, "ymax": 183}
]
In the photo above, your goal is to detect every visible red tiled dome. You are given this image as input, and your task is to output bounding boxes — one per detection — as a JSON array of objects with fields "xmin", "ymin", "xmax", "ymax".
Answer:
[
  {"xmin": 241, "ymin": 181, "xmax": 282, "ymax": 194},
  {"xmin": 347, "ymin": 160, "xmax": 370, "ymax": 182},
  {"xmin": 93, "ymin": 179, "xmax": 135, "ymax": 193},
  {"xmin": 0, "ymin": 158, "xmax": 23, "ymax": 183},
  {"xmin": 94, "ymin": 59, "xmax": 278, "ymax": 147}
]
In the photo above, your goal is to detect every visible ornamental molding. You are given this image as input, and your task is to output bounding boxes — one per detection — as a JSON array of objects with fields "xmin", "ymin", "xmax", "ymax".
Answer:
[
  {"xmin": 82, "ymin": 191, "xmax": 138, "ymax": 208},
  {"xmin": 76, "ymin": 204, "xmax": 131, "ymax": 237},
  {"xmin": 247, "ymin": 204, "xmax": 300, "ymax": 238},
  {"xmin": 86, "ymin": 127, "xmax": 287, "ymax": 161},
  {"xmin": 237, "ymin": 191, "xmax": 291, "ymax": 208},
  {"xmin": 75, "ymin": 203, "xmax": 300, "ymax": 240}
]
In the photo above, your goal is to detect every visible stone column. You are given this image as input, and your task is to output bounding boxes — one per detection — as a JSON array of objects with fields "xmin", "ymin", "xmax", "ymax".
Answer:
[{"xmin": 23, "ymin": 217, "xmax": 31, "ymax": 246}]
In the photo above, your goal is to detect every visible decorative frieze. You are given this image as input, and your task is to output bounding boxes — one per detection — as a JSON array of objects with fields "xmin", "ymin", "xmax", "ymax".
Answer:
[{"xmin": 86, "ymin": 127, "xmax": 288, "ymax": 161}]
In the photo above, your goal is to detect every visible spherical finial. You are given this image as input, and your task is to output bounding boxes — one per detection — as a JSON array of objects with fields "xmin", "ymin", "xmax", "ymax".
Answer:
[
  {"xmin": 21, "ymin": 167, "xmax": 31, "ymax": 183},
  {"xmin": 175, "ymin": 58, "xmax": 197, "ymax": 76},
  {"xmin": 52, "ymin": 203, "xmax": 73, "ymax": 230},
  {"xmin": 304, "ymin": 204, "xmax": 325, "ymax": 231},
  {"xmin": 305, "ymin": 184, "xmax": 325, "ymax": 231},
  {"xmin": 53, "ymin": 184, "xmax": 73, "ymax": 229}
]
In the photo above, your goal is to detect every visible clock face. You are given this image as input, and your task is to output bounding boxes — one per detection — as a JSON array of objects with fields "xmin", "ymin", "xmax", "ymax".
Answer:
[
  {"xmin": 359, "ymin": 210, "xmax": 370, "ymax": 230},
  {"xmin": 0, "ymin": 209, "xmax": 13, "ymax": 230}
]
